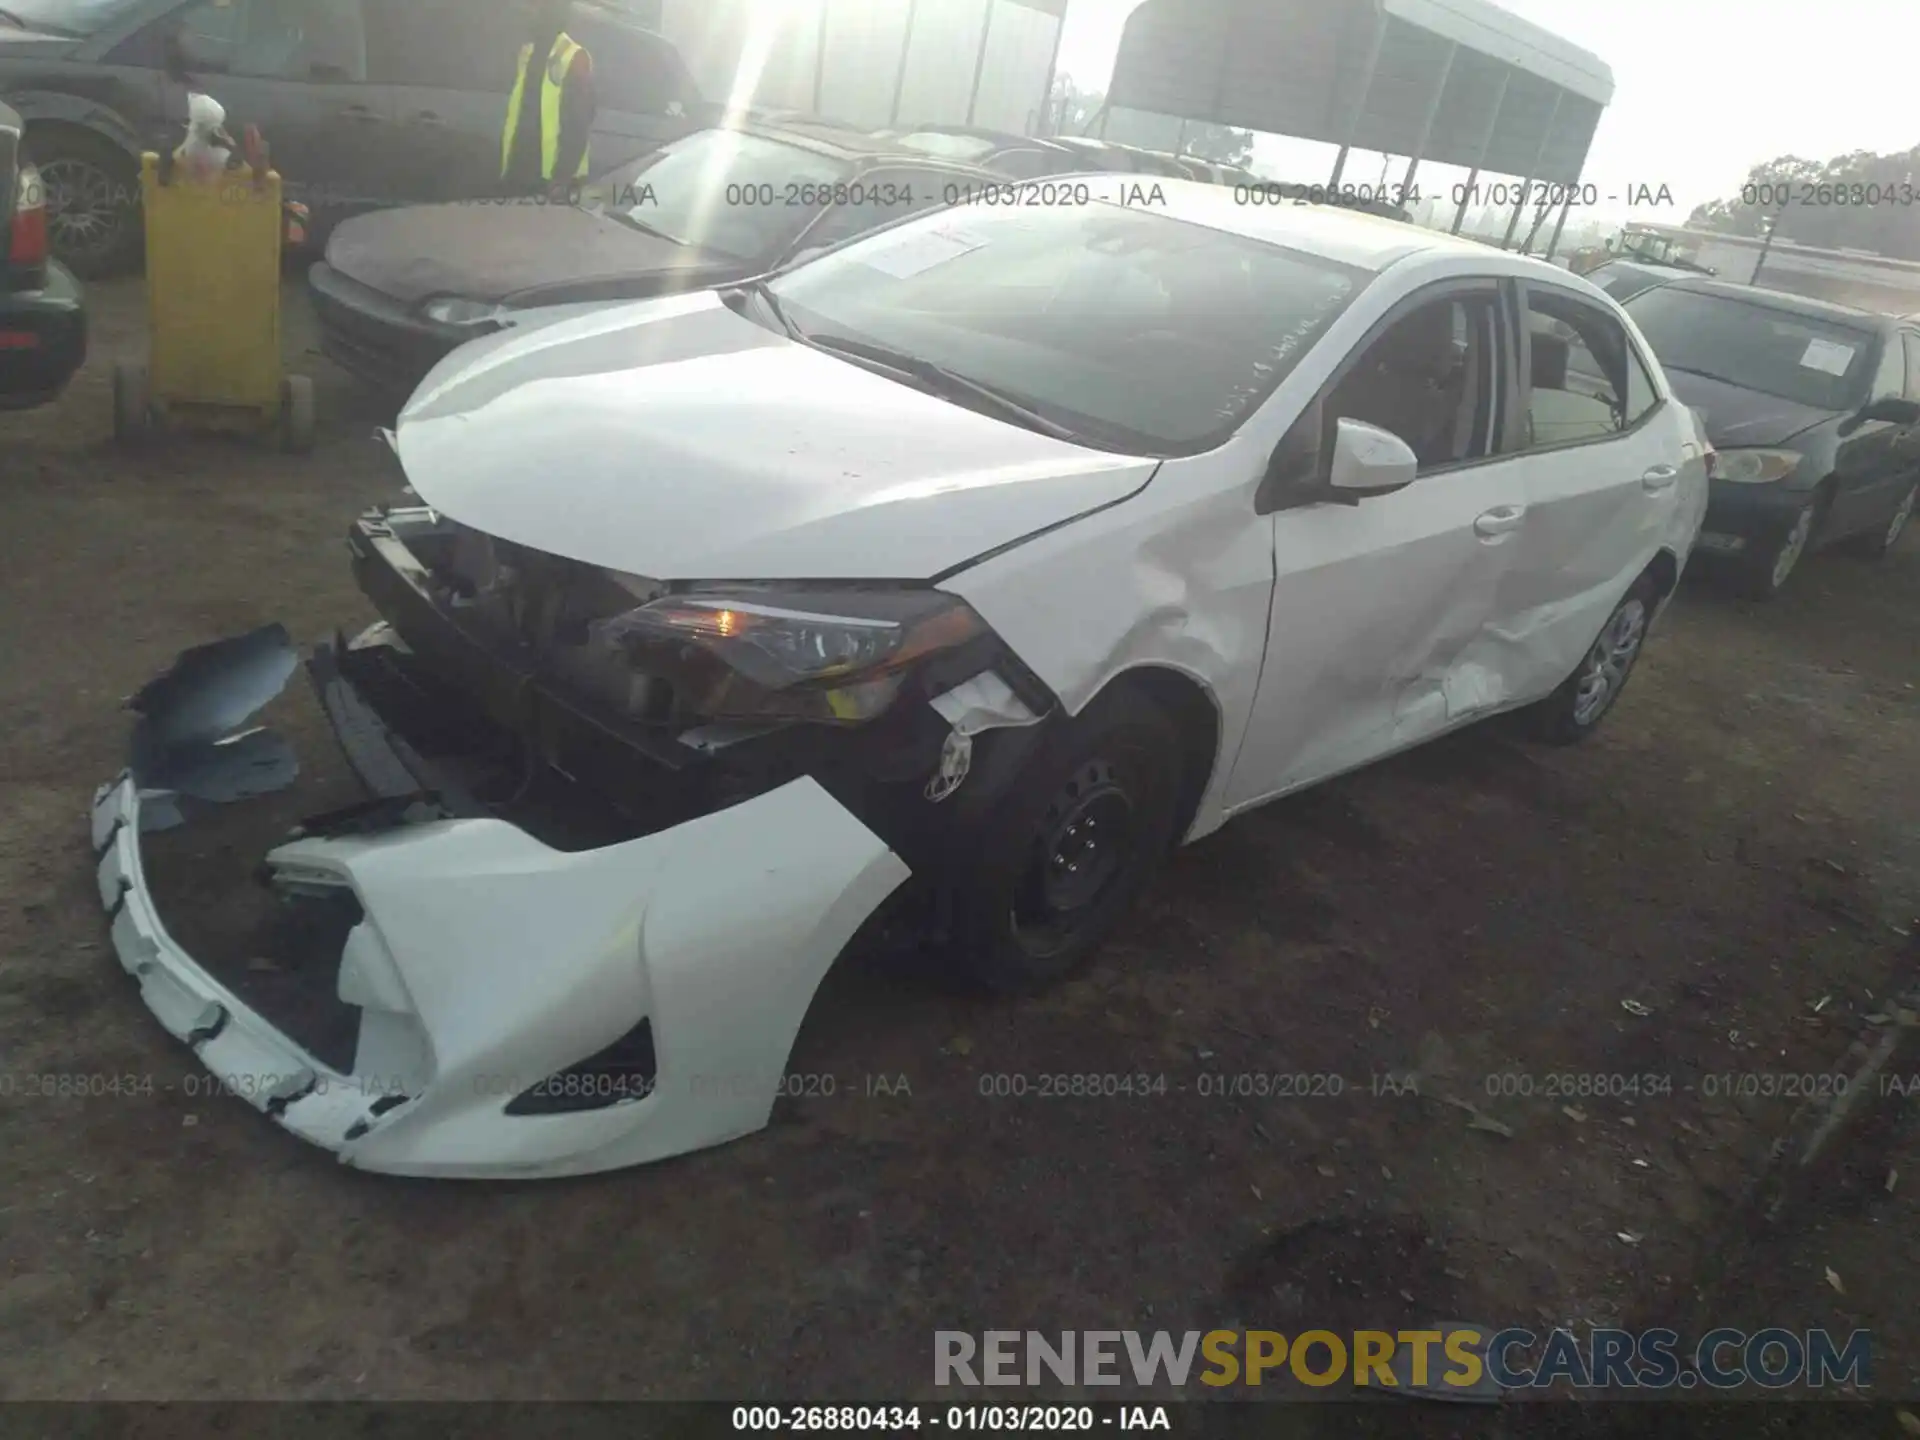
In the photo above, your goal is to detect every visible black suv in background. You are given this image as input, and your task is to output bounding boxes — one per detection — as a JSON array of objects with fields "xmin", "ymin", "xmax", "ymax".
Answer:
[
  {"xmin": 0, "ymin": 0, "xmax": 704, "ymax": 275},
  {"xmin": 0, "ymin": 98, "xmax": 85, "ymax": 409}
]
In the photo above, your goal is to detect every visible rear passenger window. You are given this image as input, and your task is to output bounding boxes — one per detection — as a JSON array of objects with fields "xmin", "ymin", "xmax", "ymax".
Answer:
[
  {"xmin": 570, "ymin": 17, "xmax": 696, "ymax": 113},
  {"xmin": 364, "ymin": 0, "xmax": 522, "ymax": 89},
  {"xmin": 1520, "ymin": 288, "xmax": 1658, "ymax": 449}
]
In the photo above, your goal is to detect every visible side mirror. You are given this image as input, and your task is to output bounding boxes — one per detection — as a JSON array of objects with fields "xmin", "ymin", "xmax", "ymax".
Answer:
[
  {"xmin": 1327, "ymin": 418, "xmax": 1419, "ymax": 497},
  {"xmin": 1256, "ymin": 410, "xmax": 1418, "ymax": 512},
  {"xmin": 1857, "ymin": 395, "xmax": 1920, "ymax": 427}
]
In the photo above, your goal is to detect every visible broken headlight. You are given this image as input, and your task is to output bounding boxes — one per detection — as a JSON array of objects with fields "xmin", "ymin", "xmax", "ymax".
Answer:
[{"xmin": 593, "ymin": 586, "xmax": 987, "ymax": 724}]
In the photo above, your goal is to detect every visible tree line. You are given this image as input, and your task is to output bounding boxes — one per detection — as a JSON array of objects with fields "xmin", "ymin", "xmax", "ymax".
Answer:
[{"xmin": 1689, "ymin": 146, "xmax": 1920, "ymax": 260}]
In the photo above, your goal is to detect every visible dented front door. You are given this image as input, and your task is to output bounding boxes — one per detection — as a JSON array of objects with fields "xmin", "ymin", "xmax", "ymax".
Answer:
[{"xmin": 1223, "ymin": 455, "xmax": 1534, "ymax": 811}]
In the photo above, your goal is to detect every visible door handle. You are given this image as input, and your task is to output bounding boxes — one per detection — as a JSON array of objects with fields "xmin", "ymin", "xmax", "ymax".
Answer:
[
  {"xmin": 1641, "ymin": 463, "xmax": 1679, "ymax": 492},
  {"xmin": 337, "ymin": 104, "xmax": 383, "ymax": 125},
  {"xmin": 408, "ymin": 110, "xmax": 447, "ymax": 128},
  {"xmin": 1473, "ymin": 505, "xmax": 1526, "ymax": 538}
]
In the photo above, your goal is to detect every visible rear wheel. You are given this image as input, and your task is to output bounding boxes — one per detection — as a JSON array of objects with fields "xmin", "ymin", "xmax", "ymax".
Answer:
[
  {"xmin": 1527, "ymin": 575, "xmax": 1656, "ymax": 745},
  {"xmin": 32, "ymin": 128, "xmax": 141, "ymax": 278},
  {"xmin": 943, "ymin": 685, "xmax": 1184, "ymax": 994}
]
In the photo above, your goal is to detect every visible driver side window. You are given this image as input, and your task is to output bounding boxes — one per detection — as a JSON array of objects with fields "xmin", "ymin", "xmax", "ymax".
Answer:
[
  {"xmin": 1324, "ymin": 292, "xmax": 1500, "ymax": 475},
  {"xmin": 174, "ymin": 0, "xmax": 367, "ymax": 81}
]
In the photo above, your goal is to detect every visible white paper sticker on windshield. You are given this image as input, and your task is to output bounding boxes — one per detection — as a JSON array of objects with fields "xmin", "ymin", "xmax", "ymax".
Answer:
[
  {"xmin": 1799, "ymin": 338, "xmax": 1856, "ymax": 376},
  {"xmin": 858, "ymin": 227, "xmax": 984, "ymax": 280}
]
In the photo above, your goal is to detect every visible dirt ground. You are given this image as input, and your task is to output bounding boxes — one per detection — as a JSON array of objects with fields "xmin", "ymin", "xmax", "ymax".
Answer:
[{"xmin": 1, "ymin": 277, "xmax": 1917, "ymax": 1406}]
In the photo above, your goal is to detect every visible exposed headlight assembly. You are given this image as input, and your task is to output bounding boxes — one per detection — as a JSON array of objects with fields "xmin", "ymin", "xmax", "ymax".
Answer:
[
  {"xmin": 593, "ymin": 586, "xmax": 988, "ymax": 724},
  {"xmin": 1708, "ymin": 448, "xmax": 1802, "ymax": 484},
  {"xmin": 421, "ymin": 296, "xmax": 513, "ymax": 328}
]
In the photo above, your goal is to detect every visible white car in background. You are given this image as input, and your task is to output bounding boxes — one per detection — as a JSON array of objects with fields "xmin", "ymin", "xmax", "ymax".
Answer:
[{"xmin": 92, "ymin": 177, "xmax": 1707, "ymax": 1179}]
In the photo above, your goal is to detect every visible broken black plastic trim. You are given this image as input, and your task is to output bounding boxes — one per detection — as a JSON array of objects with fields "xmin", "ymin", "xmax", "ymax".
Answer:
[{"xmin": 128, "ymin": 625, "xmax": 302, "ymax": 828}]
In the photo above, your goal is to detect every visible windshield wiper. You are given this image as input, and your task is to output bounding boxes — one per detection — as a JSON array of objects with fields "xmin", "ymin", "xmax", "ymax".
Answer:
[
  {"xmin": 609, "ymin": 209, "xmax": 688, "ymax": 246},
  {"xmin": 806, "ymin": 332, "xmax": 1081, "ymax": 442},
  {"xmin": 1662, "ymin": 363, "xmax": 1754, "ymax": 391},
  {"xmin": 739, "ymin": 278, "xmax": 804, "ymax": 341}
]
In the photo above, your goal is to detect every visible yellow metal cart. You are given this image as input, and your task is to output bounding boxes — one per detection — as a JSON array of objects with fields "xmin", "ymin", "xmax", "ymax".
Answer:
[{"xmin": 112, "ymin": 153, "xmax": 314, "ymax": 451}]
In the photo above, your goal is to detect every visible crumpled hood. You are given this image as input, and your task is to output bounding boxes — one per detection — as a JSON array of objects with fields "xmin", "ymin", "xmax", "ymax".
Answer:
[
  {"xmin": 1664, "ymin": 370, "xmax": 1839, "ymax": 448},
  {"xmin": 395, "ymin": 290, "xmax": 1158, "ymax": 581},
  {"xmin": 324, "ymin": 201, "xmax": 733, "ymax": 306}
]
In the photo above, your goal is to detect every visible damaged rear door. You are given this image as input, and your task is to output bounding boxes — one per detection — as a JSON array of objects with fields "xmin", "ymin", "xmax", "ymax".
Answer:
[{"xmin": 1225, "ymin": 279, "xmax": 1531, "ymax": 808}]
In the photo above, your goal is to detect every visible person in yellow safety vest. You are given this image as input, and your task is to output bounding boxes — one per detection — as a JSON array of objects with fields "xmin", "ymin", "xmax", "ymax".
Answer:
[{"xmin": 500, "ymin": 0, "xmax": 596, "ymax": 199}]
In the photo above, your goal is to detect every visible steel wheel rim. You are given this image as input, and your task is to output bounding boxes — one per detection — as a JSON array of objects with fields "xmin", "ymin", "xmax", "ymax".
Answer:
[
  {"xmin": 1572, "ymin": 598, "xmax": 1648, "ymax": 726},
  {"xmin": 41, "ymin": 157, "xmax": 126, "ymax": 259},
  {"xmin": 1011, "ymin": 759, "xmax": 1137, "ymax": 955},
  {"xmin": 1887, "ymin": 487, "xmax": 1916, "ymax": 548},
  {"xmin": 1771, "ymin": 505, "xmax": 1814, "ymax": 589}
]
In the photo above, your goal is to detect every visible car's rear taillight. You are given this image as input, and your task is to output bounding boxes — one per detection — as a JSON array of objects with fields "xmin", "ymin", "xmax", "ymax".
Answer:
[{"xmin": 8, "ymin": 162, "xmax": 49, "ymax": 268}]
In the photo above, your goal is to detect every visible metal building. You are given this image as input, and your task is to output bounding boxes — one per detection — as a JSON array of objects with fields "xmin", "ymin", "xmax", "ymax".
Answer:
[
  {"xmin": 659, "ymin": 0, "xmax": 1067, "ymax": 135},
  {"xmin": 1103, "ymin": 0, "xmax": 1614, "ymax": 246}
]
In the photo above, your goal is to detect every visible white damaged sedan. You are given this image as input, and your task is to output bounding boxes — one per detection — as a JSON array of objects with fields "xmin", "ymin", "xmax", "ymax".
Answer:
[{"xmin": 91, "ymin": 177, "xmax": 1706, "ymax": 1178}]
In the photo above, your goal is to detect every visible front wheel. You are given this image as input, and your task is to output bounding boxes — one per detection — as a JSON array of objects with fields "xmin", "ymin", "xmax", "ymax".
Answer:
[
  {"xmin": 1736, "ymin": 496, "xmax": 1818, "ymax": 599},
  {"xmin": 1527, "ymin": 576, "xmax": 1656, "ymax": 745},
  {"xmin": 942, "ymin": 685, "xmax": 1184, "ymax": 994}
]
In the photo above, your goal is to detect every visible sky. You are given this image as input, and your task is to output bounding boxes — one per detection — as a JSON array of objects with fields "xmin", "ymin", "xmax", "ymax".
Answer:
[{"xmin": 1049, "ymin": 0, "xmax": 1920, "ymax": 226}]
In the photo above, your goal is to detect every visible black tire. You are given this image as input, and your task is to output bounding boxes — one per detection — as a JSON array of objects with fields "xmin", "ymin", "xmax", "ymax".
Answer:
[
  {"xmin": 31, "ymin": 127, "xmax": 142, "ymax": 278},
  {"xmin": 1527, "ymin": 574, "xmax": 1659, "ymax": 745},
  {"xmin": 1840, "ymin": 480, "xmax": 1915, "ymax": 560},
  {"xmin": 1734, "ymin": 494, "xmax": 1819, "ymax": 600},
  {"xmin": 943, "ymin": 684, "xmax": 1185, "ymax": 994}
]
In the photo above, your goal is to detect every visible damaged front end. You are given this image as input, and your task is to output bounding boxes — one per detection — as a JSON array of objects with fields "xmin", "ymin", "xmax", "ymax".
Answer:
[{"xmin": 89, "ymin": 507, "xmax": 1056, "ymax": 1178}]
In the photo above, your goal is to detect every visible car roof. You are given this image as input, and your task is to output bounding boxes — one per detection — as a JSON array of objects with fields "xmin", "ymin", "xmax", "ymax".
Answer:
[
  {"xmin": 1657, "ymin": 276, "xmax": 1889, "ymax": 327},
  {"xmin": 889, "ymin": 125, "xmax": 1068, "ymax": 152},
  {"xmin": 734, "ymin": 119, "xmax": 997, "ymax": 172},
  {"xmin": 1087, "ymin": 176, "xmax": 1490, "ymax": 270}
]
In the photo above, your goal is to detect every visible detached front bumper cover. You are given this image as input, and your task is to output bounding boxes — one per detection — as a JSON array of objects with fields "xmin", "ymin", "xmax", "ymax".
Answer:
[{"xmin": 90, "ymin": 627, "xmax": 909, "ymax": 1179}]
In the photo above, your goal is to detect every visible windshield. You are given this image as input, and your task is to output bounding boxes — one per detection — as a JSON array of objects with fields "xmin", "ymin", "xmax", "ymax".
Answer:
[
  {"xmin": 613, "ymin": 129, "xmax": 851, "ymax": 261},
  {"xmin": 0, "ymin": 0, "xmax": 136, "ymax": 33},
  {"xmin": 766, "ymin": 201, "xmax": 1367, "ymax": 454},
  {"xmin": 1624, "ymin": 286, "xmax": 1877, "ymax": 411},
  {"xmin": 893, "ymin": 132, "xmax": 996, "ymax": 162}
]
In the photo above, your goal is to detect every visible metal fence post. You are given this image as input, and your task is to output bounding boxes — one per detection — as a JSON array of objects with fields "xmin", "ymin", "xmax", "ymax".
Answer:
[
  {"xmin": 1330, "ymin": 3, "xmax": 1388, "ymax": 188},
  {"xmin": 1451, "ymin": 69, "xmax": 1508, "ymax": 234}
]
